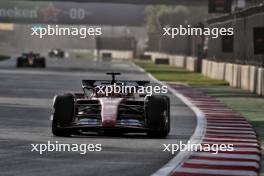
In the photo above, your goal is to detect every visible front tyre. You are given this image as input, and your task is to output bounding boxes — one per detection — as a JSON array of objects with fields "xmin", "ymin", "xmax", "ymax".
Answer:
[
  {"xmin": 52, "ymin": 94, "xmax": 75, "ymax": 137},
  {"xmin": 146, "ymin": 95, "xmax": 170, "ymax": 138}
]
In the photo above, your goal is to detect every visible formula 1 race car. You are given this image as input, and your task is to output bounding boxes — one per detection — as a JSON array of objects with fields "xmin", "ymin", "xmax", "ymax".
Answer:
[
  {"xmin": 49, "ymin": 48, "xmax": 65, "ymax": 58},
  {"xmin": 51, "ymin": 73, "xmax": 170, "ymax": 138},
  {"xmin": 16, "ymin": 52, "xmax": 46, "ymax": 68}
]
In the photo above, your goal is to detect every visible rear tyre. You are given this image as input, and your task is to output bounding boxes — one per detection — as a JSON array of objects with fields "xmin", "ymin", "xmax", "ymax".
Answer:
[
  {"xmin": 146, "ymin": 95, "xmax": 170, "ymax": 138},
  {"xmin": 52, "ymin": 94, "xmax": 75, "ymax": 137}
]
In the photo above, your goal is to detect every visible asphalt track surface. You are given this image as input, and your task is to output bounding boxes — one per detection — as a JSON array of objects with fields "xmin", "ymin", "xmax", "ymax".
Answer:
[{"xmin": 0, "ymin": 57, "xmax": 196, "ymax": 176}]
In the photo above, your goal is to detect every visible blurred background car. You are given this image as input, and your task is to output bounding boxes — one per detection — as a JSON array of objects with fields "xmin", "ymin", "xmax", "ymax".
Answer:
[
  {"xmin": 48, "ymin": 48, "xmax": 65, "ymax": 58},
  {"xmin": 16, "ymin": 51, "xmax": 46, "ymax": 68}
]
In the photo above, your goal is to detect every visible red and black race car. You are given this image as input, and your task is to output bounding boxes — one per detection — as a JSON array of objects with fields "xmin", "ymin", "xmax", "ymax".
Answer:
[
  {"xmin": 51, "ymin": 73, "xmax": 170, "ymax": 138},
  {"xmin": 16, "ymin": 52, "xmax": 46, "ymax": 68}
]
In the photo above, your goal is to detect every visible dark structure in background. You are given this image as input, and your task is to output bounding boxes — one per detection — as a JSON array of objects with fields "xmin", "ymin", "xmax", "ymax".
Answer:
[
  {"xmin": 208, "ymin": 0, "xmax": 232, "ymax": 13},
  {"xmin": 146, "ymin": 4, "xmax": 263, "ymax": 67},
  {"xmin": 254, "ymin": 27, "xmax": 264, "ymax": 54},
  {"xmin": 139, "ymin": 54, "xmax": 151, "ymax": 60},
  {"xmin": 206, "ymin": 4, "xmax": 264, "ymax": 66},
  {"xmin": 96, "ymin": 37, "xmax": 136, "ymax": 51},
  {"xmin": 95, "ymin": 37, "xmax": 136, "ymax": 59},
  {"xmin": 155, "ymin": 58, "xmax": 170, "ymax": 64},
  {"xmin": 145, "ymin": 2, "xmax": 264, "ymax": 71},
  {"xmin": 222, "ymin": 35, "xmax": 234, "ymax": 53},
  {"xmin": 146, "ymin": 32, "xmax": 190, "ymax": 55}
]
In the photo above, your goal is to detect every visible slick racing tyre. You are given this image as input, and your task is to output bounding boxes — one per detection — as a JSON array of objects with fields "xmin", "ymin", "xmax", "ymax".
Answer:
[
  {"xmin": 52, "ymin": 94, "xmax": 75, "ymax": 137},
  {"xmin": 146, "ymin": 95, "xmax": 170, "ymax": 138}
]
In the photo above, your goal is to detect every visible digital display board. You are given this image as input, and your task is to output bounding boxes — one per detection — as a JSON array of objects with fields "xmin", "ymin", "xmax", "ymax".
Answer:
[{"xmin": 0, "ymin": 1, "xmax": 145, "ymax": 26}]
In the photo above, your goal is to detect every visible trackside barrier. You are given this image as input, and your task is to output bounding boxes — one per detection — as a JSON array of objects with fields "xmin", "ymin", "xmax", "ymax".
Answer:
[
  {"xmin": 102, "ymin": 53, "xmax": 112, "ymax": 58},
  {"xmin": 186, "ymin": 56, "xmax": 197, "ymax": 72},
  {"xmin": 144, "ymin": 52, "xmax": 196, "ymax": 71},
  {"xmin": 142, "ymin": 52, "xmax": 263, "ymax": 96},
  {"xmin": 202, "ymin": 59, "xmax": 264, "ymax": 96},
  {"xmin": 249, "ymin": 66, "xmax": 258, "ymax": 93},
  {"xmin": 231, "ymin": 64, "xmax": 241, "ymax": 88},
  {"xmin": 225, "ymin": 63, "xmax": 234, "ymax": 84},
  {"xmin": 144, "ymin": 52, "xmax": 170, "ymax": 62},
  {"xmin": 241, "ymin": 65, "xmax": 250, "ymax": 90},
  {"xmin": 97, "ymin": 49, "xmax": 134, "ymax": 59},
  {"xmin": 204, "ymin": 60, "xmax": 226, "ymax": 80},
  {"xmin": 139, "ymin": 54, "xmax": 151, "ymax": 60},
  {"xmin": 170, "ymin": 55, "xmax": 185, "ymax": 68},
  {"xmin": 155, "ymin": 58, "xmax": 170, "ymax": 65},
  {"xmin": 201, "ymin": 59, "xmax": 207, "ymax": 75},
  {"xmin": 257, "ymin": 67, "xmax": 264, "ymax": 96}
]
